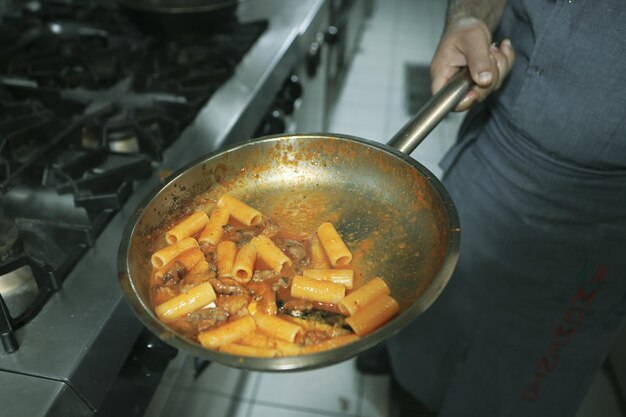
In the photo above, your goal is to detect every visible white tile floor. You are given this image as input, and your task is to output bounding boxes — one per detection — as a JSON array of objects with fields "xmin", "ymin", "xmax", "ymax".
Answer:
[
  {"xmin": 143, "ymin": 1, "xmax": 624, "ymax": 416},
  {"xmin": 326, "ymin": 0, "xmax": 464, "ymax": 180},
  {"xmin": 144, "ymin": 354, "xmax": 391, "ymax": 417}
]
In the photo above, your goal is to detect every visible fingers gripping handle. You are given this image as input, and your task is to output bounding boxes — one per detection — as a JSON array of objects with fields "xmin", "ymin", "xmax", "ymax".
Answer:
[{"xmin": 387, "ymin": 68, "xmax": 474, "ymax": 155}]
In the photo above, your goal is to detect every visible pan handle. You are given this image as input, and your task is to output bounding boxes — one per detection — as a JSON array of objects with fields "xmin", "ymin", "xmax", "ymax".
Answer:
[{"xmin": 387, "ymin": 68, "xmax": 473, "ymax": 155}]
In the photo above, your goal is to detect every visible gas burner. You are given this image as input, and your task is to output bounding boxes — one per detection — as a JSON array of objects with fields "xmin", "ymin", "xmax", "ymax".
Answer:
[
  {"xmin": 0, "ymin": 218, "xmax": 21, "ymax": 263},
  {"xmin": 0, "ymin": 0, "xmax": 268, "ymax": 353},
  {"xmin": 133, "ymin": 20, "xmax": 269, "ymax": 100},
  {"xmin": 0, "ymin": 9, "xmax": 144, "ymax": 91},
  {"xmin": 0, "ymin": 210, "xmax": 98, "ymax": 353}
]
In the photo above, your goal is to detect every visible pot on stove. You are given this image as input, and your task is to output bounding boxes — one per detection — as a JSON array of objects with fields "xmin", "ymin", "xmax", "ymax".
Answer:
[{"xmin": 117, "ymin": 0, "xmax": 242, "ymax": 37}]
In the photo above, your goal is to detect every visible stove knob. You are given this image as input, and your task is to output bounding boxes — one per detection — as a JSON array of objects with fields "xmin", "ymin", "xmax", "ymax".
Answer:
[
  {"xmin": 285, "ymin": 74, "xmax": 303, "ymax": 101},
  {"xmin": 276, "ymin": 75, "xmax": 302, "ymax": 115},
  {"xmin": 136, "ymin": 331, "xmax": 178, "ymax": 375},
  {"xmin": 255, "ymin": 109, "xmax": 286, "ymax": 136},
  {"xmin": 306, "ymin": 36, "xmax": 323, "ymax": 78},
  {"xmin": 325, "ymin": 26, "xmax": 340, "ymax": 45}
]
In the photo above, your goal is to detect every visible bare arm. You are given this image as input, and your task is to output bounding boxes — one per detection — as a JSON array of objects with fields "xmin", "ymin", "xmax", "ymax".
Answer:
[
  {"xmin": 446, "ymin": 0, "xmax": 507, "ymax": 32},
  {"xmin": 431, "ymin": 0, "xmax": 514, "ymax": 111}
]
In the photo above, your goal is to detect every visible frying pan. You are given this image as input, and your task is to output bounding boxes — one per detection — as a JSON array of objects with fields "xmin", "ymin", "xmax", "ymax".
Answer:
[
  {"xmin": 117, "ymin": 0, "xmax": 241, "ymax": 37},
  {"xmin": 118, "ymin": 70, "xmax": 473, "ymax": 371}
]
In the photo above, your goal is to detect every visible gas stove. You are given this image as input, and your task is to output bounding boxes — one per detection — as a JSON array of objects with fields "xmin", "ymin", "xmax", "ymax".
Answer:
[
  {"xmin": 0, "ymin": 0, "xmax": 267, "ymax": 354},
  {"xmin": 0, "ymin": 0, "xmax": 330, "ymax": 415}
]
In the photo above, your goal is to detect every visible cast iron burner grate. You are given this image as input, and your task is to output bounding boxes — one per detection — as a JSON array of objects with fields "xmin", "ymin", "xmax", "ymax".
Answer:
[{"xmin": 0, "ymin": 0, "xmax": 267, "ymax": 353}]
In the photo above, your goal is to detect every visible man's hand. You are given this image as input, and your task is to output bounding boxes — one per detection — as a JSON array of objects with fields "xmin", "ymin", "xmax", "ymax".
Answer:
[{"xmin": 430, "ymin": 17, "xmax": 515, "ymax": 111}]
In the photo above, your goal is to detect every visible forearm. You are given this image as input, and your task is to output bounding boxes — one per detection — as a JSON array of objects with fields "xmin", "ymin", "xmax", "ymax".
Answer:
[{"xmin": 446, "ymin": 0, "xmax": 507, "ymax": 32}]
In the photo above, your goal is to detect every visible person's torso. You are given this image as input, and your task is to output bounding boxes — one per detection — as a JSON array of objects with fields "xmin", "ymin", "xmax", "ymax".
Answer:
[{"xmin": 491, "ymin": 0, "xmax": 626, "ymax": 171}]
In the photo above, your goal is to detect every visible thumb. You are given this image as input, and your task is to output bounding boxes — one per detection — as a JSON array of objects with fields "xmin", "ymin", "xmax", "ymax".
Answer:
[
  {"xmin": 455, "ymin": 21, "xmax": 495, "ymax": 87},
  {"xmin": 462, "ymin": 42, "xmax": 495, "ymax": 87}
]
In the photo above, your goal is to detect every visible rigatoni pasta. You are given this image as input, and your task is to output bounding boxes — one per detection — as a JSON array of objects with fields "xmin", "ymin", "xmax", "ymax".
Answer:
[
  {"xmin": 317, "ymin": 222, "xmax": 352, "ymax": 266},
  {"xmin": 219, "ymin": 343, "xmax": 280, "ymax": 358},
  {"xmin": 218, "ymin": 195, "xmax": 262, "ymax": 226},
  {"xmin": 253, "ymin": 313, "xmax": 303, "ymax": 343},
  {"xmin": 216, "ymin": 240, "xmax": 237, "ymax": 277},
  {"xmin": 238, "ymin": 332, "xmax": 301, "ymax": 356},
  {"xmin": 300, "ymin": 334, "xmax": 360, "ymax": 355},
  {"xmin": 148, "ymin": 193, "xmax": 401, "ymax": 358},
  {"xmin": 151, "ymin": 237, "xmax": 199, "ymax": 269},
  {"xmin": 153, "ymin": 247, "xmax": 204, "ymax": 280},
  {"xmin": 345, "ymin": 295, "xmax": 399, "ymax": 336},
  {"xmin": 154, "ymin": 282, "xmax": 216, "ymax": 322},
  {"xmin": 198, "ymin": 315, "xmax": 256, "ymax": 349},
  {"xmin": 310, "ymin": 234, "xmax": 331, "ymax": 269},
  {"xmin": 232, "ymin": 242, "xmax": 257, "ymax": 283},
  {"xmin": 189, "ymin": 259, "xmax": 209, "ymax": 275},
  {"xmin": 165, "ymin": 211, "xmax": 209, "ymax": 245},
  {"xmin": 291, "ymin": 275, "xmax": 346, "ymax": 305},
  {"xmin": 251, "ymin": 235, "xmax": 291, "ymax": 273},
  {"xmin": 302, "ymin": 268, "xmax": 354, "ymax": 290},
  {"xmin": 199, "ymin": 208, "xmax": 230, "ymax": 245},
  {"xmin": 338, "ymin": 277, "xmax": 390, "ymax": 317}
]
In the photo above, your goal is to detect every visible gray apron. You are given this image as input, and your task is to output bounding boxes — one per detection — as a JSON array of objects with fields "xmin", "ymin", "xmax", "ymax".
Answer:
[{"xmin": 388, "ymin": 1, "xmax": 626, "ymax": 415}]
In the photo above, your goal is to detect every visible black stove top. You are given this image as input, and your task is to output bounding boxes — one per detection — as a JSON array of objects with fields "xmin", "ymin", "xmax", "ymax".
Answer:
[{"xmin": 0, "ymin": 0, "xmax": 267, "ymax": 353}]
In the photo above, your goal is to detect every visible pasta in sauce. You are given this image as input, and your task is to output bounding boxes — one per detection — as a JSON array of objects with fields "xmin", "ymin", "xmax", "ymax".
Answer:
[{"xmin": 149, "ymin": 194, "xmax": 399, "ymax": 357}]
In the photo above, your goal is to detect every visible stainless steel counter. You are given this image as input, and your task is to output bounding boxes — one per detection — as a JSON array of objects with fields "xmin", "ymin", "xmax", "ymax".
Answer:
[{"xmin": 0, "ymin": 1, "xmax": 327, "ymax": 415}]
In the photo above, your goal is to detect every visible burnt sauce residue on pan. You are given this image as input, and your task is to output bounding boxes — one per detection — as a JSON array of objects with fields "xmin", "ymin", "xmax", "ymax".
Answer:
[{"xmin": 134, "ymin": 137, "xmax": 448, "ymax": 321}]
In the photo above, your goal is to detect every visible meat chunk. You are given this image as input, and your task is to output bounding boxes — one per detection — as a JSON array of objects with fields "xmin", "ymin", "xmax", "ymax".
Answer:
[
  {"xmin": 247, "ymin": 281, "xmax": 277, "ymax": 315},
  {"xmin": 283, "ymin": 240, "xmax": 307, "ymax": 262},
  {"xmin": 282, "ymin": 299, "xmax": 314, "ymax": 317},
  {"xmin": 186, "ymin": 307, "xmax": 229, "ymax": 332},
  {"xmin": 222, "ymin": 224, "xmax": 259, "ymax": 246},
  {"xmin": 271, "ymin": 277, "xmax": 289, "ymax": 292},
  {"xmin": 198, "ymin": 243, "xmax": 218, "ymax": 272},
  {"xmin": 152, "ymin": 285, "xmax": 179, "ymax": 306},
  {"xmin": 160, "ymin": 260, "xmax": 185, "ymax": 287},
  {"xmin": 257, "ymin": 290, "xmax": 277, "ymax": 315},
  {"xmin": 179, "ymin": 271, "xmax": 216, "ymax": 292},
  {"xmin": 221, "ymin": 217, "xmax": 280, "ymax": 247},
  {"xmin": 199, "ymin": 241, "xmax": 215, "ymax": 255},
  {"xmin": 301, "ymin": 330, "xmax": 331, "ymax": 346},
  {"xmin": 260, "ymin": 217, "xmax": 280, "ymax": 238},
  {"xmin": 252, "ymin": 269, "xmax": 279, "ymax": 282},
  {"xmin": 274, "ymin": 238, "xmax": 310, "ymax": 274},
  {"xmin": 216, "ymin": 294, "xmax": 251, "ymax": 316},
  {"xmin": 209, "ymin": 277, "xmax": 248, "ymax": 296},
  {"xmin": 304, "ymin": 310, "xmax": 348, "ymax": 328}
]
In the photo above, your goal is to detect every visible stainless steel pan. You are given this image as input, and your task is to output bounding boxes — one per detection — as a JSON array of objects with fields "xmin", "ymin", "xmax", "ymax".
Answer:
[{"xmin": 118, "ymin": 70, "xmax": 473, "ymax": 371}]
